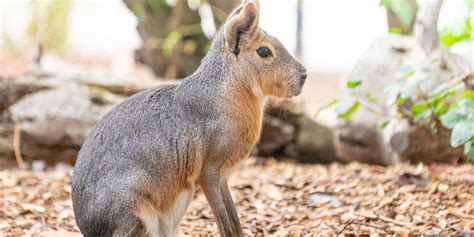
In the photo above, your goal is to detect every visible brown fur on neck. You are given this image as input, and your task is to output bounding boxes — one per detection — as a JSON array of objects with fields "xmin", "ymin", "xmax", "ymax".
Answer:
[{"xmin": 219, "ymin": 78, "xmax": 264, "ymax": 176}]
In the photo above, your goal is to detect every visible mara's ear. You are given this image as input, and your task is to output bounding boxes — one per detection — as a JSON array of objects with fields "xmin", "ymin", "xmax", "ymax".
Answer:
[
  {"xmin": 249, "ymin": 0, "xmax": 260, "ymax": 10},
  {"xmin": 224, "ymin": 2, "xmax": 259, "ymax": 55}
]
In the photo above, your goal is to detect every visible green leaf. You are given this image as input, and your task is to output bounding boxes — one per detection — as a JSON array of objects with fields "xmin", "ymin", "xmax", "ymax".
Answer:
[
  {"xmin": 388, "ymin": 27, "xmax": 402, "ymax": 35},
  {"xmin": 434, "ymin": 102, "xmax": 447, "ymax": 115},
  {"xmin": 380, "ymin": 120, "xmax": 391, "ymax": 130},
  {"xmin": 365, "ymin": 93, "xmax": 379, "ymax": 104},
  {"xmin": 346, "ymin": 79, "xmax": 362, "ymax": 89},
  {"xmin": 396, "ymin": 97, "xmax": 407, "ymax": 105},
  {"xmin": 440, "ymin": 109, "xmax": 467, "ymax": 129},
  {"xmin": 415, "ymin": 109, "xmax": 433, "ymax": 122},
  {"xmin": 411, "ymin": 102, "xmax": 433, "ymax": 122},
  {"xmin": 451, "ymin": 121, "xmax": 474, "ymax": 147},
  {"xmin": 336, "ymin": 100, "xmax": 361, "ymax": 120},
  {"xmin": 440, "ymin": 17, "xmax": 473, "ymax": 47},
  {"xmin": 411, "ymin": 102, "xmax": 428, "ymax": 116},
  {"xmin": 429, "ymin": 94, "xmax": 449, "ymax": 115},
  {"xmin": 464, "ymin": 141, "xmax": 474, "ymax": 160},
  {"xmin": 315, "ymin": 99, "xmax": 339, "ymax": 117},
  {"xmin": 462, "ymin": 90, "xmax": 474, "ymax": 99},
  {"xmin": 163, "ymin": 31, "xmax": 182, "ymax": 57},
  {"xmin": 132, "ymin": 3, "xmax": 146, "ymax": 21}
]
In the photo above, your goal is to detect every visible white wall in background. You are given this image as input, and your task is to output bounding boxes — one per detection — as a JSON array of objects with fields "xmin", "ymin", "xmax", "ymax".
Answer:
[
  {"xmin": 0, "ymin": 0, "xmax": 141, "ymax": 57},
  {"xmin": 259, "ymin": 0, "xmax": 388, "ymax": 71}
]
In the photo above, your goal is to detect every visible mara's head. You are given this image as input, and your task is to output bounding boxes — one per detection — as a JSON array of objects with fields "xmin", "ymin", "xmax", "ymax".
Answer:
[{"xmin": 219, "ymin": 0, "xmax": 307, "ymax": 98}]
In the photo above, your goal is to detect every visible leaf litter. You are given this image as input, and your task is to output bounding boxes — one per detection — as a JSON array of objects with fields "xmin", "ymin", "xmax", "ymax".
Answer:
[{"xmin": 0, "ymin": 158, "xmax": 473, "ymax": 236}]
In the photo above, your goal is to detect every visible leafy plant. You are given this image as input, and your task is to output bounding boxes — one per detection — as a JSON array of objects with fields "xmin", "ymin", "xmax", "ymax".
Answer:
[
  {"xmin": 440, "ymin": 17, "xmax": 474, "ymax": 48},
  {"xmin": 319, "ymin": 60, "xmax": 474, "ymax": 161},
  {"xmin": 319, "ymin": 2, "xmax": 474, "ymax": 161},
  {"xmin": 439, "ymin": 0, "xmax": 474, "ymax": 48}
]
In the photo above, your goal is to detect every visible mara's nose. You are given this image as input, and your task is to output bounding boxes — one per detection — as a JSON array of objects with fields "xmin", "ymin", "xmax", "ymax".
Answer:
[{"xmin": 300, "ymin": 72, "xmax": 308, "ymax": 81}]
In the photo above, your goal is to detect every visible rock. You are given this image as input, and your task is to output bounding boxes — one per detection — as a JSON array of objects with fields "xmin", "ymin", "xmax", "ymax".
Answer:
[
  {"xmin": 309, "ymin": 193, "xmax": 342, "ymax": 208},
  {"xmin": 31, "ymin": 160, "xmax": 47, "ymax": 172},
  {"xmin": 0, "ymin": 72, "xmax": 156, "ymax": 165},
  {"xmin": 9, "ymin": 85, "xmax": 123, "ymax": 146}
]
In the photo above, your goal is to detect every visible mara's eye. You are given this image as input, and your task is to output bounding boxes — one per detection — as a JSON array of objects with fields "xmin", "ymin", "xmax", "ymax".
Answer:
[{"xmin": 256, "ymin": 46, "xmax": 272, "ymax": 58}]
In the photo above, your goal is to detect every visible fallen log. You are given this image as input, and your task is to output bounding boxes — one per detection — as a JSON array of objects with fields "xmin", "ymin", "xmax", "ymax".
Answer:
[{"xmin": 256, "ymin": 101, "xmax": 338, "ymax": 163}]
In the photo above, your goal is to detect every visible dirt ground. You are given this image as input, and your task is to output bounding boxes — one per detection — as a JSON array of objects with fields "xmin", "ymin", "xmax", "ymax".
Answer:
[{"xmin": 0, "ymin": 158, "xmax": 473, "ymax": 236}]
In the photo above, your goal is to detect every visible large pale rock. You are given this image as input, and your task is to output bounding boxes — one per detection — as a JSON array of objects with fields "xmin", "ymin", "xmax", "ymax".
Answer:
[
  {"xmin": 9, "ymin": 85, "xmax": 124, "ymax": 146},
  {"xmin": 0, "ymin": 72, "xmax": 155, "ymax": 164}
]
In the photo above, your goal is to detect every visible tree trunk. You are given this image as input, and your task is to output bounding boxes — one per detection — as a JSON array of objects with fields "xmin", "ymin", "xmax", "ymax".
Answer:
[
  {"xmin": 385, "ymin": 0, "xmax": 418, "ymax": 35},
  {"xmin": 124, "ymin": 0, "xmax": 240, "ymax": 79},
  {"xmin": 413, "ymin": 0, "xmax": 443, "ymax": 54}
]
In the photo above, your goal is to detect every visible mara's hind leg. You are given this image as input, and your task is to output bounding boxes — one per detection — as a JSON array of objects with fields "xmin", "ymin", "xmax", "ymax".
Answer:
[
  {"xmin": 168, "ymin": 189, "xmax": 194, "ymax": 235},
  {"xmin": 112, "ymin": 213, "xmax": 147, "ymax": 237},
  {"xmin": 137, "ymin": 189, "xmax": 194, "ymax": 237}
]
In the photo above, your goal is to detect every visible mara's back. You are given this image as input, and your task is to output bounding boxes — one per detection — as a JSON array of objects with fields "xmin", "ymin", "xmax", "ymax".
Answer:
[{"xmin": 72, "ymin": 84, "xmax": 209, "ymax": 236}]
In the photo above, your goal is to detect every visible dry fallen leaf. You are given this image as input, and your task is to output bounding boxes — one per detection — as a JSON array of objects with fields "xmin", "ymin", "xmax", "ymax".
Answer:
[{"xmin": 0, "ymin": 158, "xmax": 473, "ymax": 236}]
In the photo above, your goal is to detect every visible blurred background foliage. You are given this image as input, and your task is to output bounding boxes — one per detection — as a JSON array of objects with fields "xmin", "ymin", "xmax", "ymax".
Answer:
[
  {"xmin": 439, "ymin": 0, "xmax": 474, "ymax": 48},
  {"xmin": 323, "ymin": 0, "xmax": 474, "ymax": 161},
  {"xmin": 26, "ymin": 0, "xmax": 73, "ymax": 52},
  {"xmin": 381, "ymin": 0, "xmax": 474, "ymax": 48},
  {"xmin": 2, "ymin": 0, "xmax": 73, "ymax": 56},
  {"xmin": 123, "ymin": 0, "xmax": 240, "ymax": 78}
]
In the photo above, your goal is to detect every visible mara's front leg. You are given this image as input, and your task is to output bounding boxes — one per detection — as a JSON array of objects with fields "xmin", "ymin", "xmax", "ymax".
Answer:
[
  {"xmin": 199, "ymin": 169, "xmax": 234, "ymax": 237},
  {"xmin": 220, "ymin": 179, "xmax": 244, "ymax": 237}
]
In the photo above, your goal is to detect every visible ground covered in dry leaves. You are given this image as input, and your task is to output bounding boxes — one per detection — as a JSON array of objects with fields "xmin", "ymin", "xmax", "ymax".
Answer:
[{"xmin": 0, "ymin": 158, "xmax": 473, "ymax": 236}]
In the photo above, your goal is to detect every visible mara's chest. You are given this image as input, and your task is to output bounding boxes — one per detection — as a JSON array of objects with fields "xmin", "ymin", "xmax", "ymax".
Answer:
[
  {"xmin": 219, "ymin": 88, "xmax": 265, "ymax": 175},
  {"xmin": 221, "ymin": 105, "xmax": 263, "ymax": 172},
  {"xmin": 240, "ymin": 115, "xmax": 263, "ymax": 150}
]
